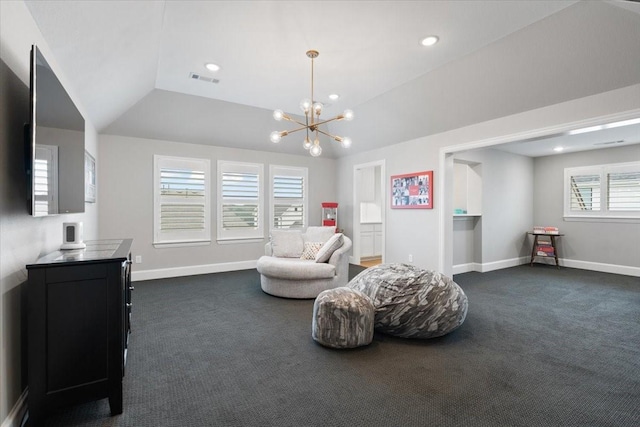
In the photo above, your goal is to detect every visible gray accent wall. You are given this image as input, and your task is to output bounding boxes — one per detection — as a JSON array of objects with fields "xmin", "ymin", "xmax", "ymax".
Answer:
[
  {"xmin": 98, "ymin": 134, "xmax": 337, "ymax": 275},
  {"xmin": 452, "ymin": 149, "xmax": 534, "ymax": 268},
  {"xmin": 0, "ymin": 1, "xmax": 98, "ymax": 422},
  {"xmin": 533, "ymin": 145, "xmax": 640, "ymax": 268}
]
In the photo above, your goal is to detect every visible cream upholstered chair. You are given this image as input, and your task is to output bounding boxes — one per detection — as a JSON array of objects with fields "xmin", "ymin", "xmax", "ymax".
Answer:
[{"xmin": 256, "ymin": 227, "xmax": 352, "ymax": 299}]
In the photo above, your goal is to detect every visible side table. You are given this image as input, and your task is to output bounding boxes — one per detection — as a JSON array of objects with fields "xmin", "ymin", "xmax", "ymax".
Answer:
[{"xmin": 528, "ymin": 232, "xmax": 564, "ymax": 268}]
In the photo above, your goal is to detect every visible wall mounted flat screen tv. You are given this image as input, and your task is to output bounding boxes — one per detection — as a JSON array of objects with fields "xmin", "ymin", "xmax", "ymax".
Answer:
[{"xmin": 26, "ymin": 44, "xmax": 85, "ymax": 216}]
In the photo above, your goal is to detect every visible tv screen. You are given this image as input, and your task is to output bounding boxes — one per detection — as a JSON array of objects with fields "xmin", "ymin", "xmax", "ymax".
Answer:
[{"xmin": 27, "ymin": 45, "xmax": 85, "ymax": 216}]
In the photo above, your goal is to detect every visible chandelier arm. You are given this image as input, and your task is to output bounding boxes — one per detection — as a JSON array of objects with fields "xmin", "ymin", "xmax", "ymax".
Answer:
[
  {"xmin": 280, "ymin": 125, "xmax": 309, "ymax": 135},
  {"xmin": 287, "ymin": 118, "xmax": 309, "ymax": 128},
  {"xmin": 312, "ymin": 116, "xmax": 342, "ymax": 128},
  {"xmin": 315, "ymin": 128, "xmax": 341, "ymax": 141}
]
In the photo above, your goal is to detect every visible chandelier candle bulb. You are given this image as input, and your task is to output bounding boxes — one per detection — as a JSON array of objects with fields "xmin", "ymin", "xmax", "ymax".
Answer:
[
  {"xmin": 270, "ymin": 50, "xmax": 354, "ymax": 157},
  {"xmin": 343, "ymin": 109, "xmax": 354, "ymax": 121},
  {"xmin": 303, "ymin": 136, "xmax": 312, "ymax": 150},
  {"xmin": 300, "ymin": 99, "xmax": 312, "ymax": 114},
  {"xmin": 310, "ymin": 143, "xmax": 322, "ymax": 157}
]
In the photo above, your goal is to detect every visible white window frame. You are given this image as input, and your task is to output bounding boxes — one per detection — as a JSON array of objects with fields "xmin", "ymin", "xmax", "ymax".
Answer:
[
  {"xmin": 153, "ymin": 155, "xmax": 211, "ymax": 248},
  {"xmin": 217, "ymin": 160, "xmax": 264, "ymax": 243},
  {"xmin": 564, "ymin": 161, "xmax": 640, "ymax": 222},
  {"xmin": 269, "ymin": 165, "xmax": 308, "ymax": 231}
]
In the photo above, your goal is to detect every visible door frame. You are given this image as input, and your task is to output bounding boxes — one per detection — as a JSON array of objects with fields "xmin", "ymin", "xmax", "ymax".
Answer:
[{"xmin": 352, "ymin": 159, "xmax": 386, "ymax": 265}]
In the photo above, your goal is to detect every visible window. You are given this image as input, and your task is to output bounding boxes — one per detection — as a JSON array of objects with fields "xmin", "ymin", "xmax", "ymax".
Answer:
[
  {"xmin": 153, "ymin": 155, "xmax": 211, "ymax": 247},
  {"xmin": 564, "ymin": 161, "xmax": 640, "ymax": 220},
  {"xmin": 34, "ymin": 145, "xmax": 58, "ymax": 215},
  {"xmin": 270, "ymin": 165, "xmax": 308, "ymax": 230},
  {"xmin": 217, "ymin": 161, "xmax": 264, "ymax": 241}
]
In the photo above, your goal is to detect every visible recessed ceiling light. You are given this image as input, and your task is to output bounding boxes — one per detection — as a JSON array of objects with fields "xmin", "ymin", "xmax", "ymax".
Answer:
[
  {"xmin": 420, "ymin": 35, "xmax": 439, "ymax": 47},
  {"xmin": 568, "ymin": 117, "xmax": 640, "ymax": 135},
  {"xmin": 328, "ymin": 93, "xmax": 340, "ymax": 101},
  {"xmin": 205, "ymin": 63, "xmax": 220, "ymax": 72},
  {"xmin": 553, "ymin": 146, "xmax": 564, "ymax": 152}
]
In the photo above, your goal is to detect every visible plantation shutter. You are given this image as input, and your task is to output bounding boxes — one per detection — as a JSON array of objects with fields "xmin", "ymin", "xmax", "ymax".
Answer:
[
  {"xmin": 154, "ymin": 156, "xmax": 211, "ymax": 246},
  {"xmin": 564, "ymin": 162, "xmax": 640, "ymax": 219},
  {"xmin": 221, "ymin": 171, "xmax": 259, "ymax": 230},
  {"xmin": 270, "ymin": 166, "xmax": 308, "ymax": 230},
  {"xmin": 218, "ymin": 161, "xmax": 264, "ymax": 241},
  {"xmin": 273, "ymin": 175, "xmax": 304, "ymax": 229},
  {"xmin": 608, "ymin": 171, "xmax": 640, "ymax": 212},
  {"xmin": 33, "ymin": 145, "xmax": 58, "ymax": 216},
  {"xmin": 33, "ymin": 158, "xmax": 51, "ymax": 215},
  {"xmin": 569, "ymin": 173, "xmax": 600, "ymax": 212},
  {"xmin": 159, "ymin": 168, "xmax": 206, "ymax": 231}
]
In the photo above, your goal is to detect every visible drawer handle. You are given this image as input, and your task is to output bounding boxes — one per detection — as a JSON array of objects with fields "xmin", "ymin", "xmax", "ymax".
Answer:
[{"xmin": 129, "ymin": 286, "xmax": 135, "ymax": 291}]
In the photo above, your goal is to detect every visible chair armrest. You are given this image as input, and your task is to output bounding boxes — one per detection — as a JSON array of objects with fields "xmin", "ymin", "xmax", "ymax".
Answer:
[{"xmin": 328, "ymin": 236, "xmax": 352, "ymax": 266}]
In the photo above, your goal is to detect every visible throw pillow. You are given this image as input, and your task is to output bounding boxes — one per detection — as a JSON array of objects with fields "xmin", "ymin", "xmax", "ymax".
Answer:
[
  {"xmin": 315, "ymin": 233, "xmax": 344, "ymax": 263},
  {"xmin": 300, "ymin": 242, "xmax": 324, "ymax": 260},
  {"xmin": 270, "ymin": 230, "xmax": 304, "ymax": 258},
  {"xmin": 304, "ymin": 226, "xmax": 336, "ymax": 244}
]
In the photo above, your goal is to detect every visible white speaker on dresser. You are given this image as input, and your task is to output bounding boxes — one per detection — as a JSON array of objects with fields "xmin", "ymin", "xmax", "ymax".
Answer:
[{"xmin": 60, "ymin": 222, "xmax": 86, "ymax": 250}]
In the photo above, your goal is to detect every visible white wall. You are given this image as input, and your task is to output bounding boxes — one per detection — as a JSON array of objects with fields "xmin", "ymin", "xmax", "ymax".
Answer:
[
  {"xmin": 98, "ymin": 134, "xmax": 337, "ymax": 280},
  {"xmin": 533, "ymin": 145, "xmax": 640, "ymax": 273},
  {"xmin": 0, "ymin": 1, "xmax": 99, "ymax": 424}
]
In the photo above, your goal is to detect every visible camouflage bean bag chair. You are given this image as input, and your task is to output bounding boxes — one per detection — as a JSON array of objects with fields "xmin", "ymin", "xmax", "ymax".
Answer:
[{"xmin": 348, "ymin": 263, "xmax": 468, "ymax": 339}]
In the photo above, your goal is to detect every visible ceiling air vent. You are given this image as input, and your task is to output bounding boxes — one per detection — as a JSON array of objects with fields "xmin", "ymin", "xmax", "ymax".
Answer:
[
  {"xmin": 189, "ymin": 72, "xmax": 219, "ymax": 84},
  {"xmin": 594, "ymin": 140, "xmax": 625, "ymax": 146}
]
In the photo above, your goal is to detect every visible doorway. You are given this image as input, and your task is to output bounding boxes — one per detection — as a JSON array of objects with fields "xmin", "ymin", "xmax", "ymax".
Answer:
[
  {"xmin": 438, "ymin": 110, "xmax": 640, "ymax": 277},
  {"xmin": 353, "ymin": 160, "xmax": 386, "ymax": 267}
]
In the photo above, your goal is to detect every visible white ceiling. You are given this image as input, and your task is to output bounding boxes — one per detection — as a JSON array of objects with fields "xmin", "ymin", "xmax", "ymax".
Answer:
[
  {"xmin": 493, "ymin": 122, "xmax": 640, "ymax": 158},
  {"xmin": 24, "ymin": 0, "xmax": 640, "ymax": 158}
]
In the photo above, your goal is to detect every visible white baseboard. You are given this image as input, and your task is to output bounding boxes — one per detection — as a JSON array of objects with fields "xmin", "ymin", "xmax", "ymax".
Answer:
[
  {"xmin": 559, "ymin": 258, "xmax": 640, "ymax": 277},
  {"xmin": 453, "ymin": 256, "xmax": 639, "ymax": 277},
  {"xmin": 454, "ymin": 257, "xmax": 528, "ymax": 274},
  {"xmin": 1, "ymin": 389, "xmax": 27, "ymax": 427},
  {"xmin": 132, "ymin": 260, "xmax": 258, "ymax": 282},
  {"xmin": 479, "ymin": 257, "xmax": 529, "ymax": 272},
  {"xmin": 452, "ymin": 262, "xmax": 481, "ymax": 274}
]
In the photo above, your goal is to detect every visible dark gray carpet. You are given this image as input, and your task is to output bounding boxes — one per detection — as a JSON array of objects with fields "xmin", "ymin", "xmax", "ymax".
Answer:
[{"xmin": 40, "ymin": 264, "xmax": 640, "ymax": 426}]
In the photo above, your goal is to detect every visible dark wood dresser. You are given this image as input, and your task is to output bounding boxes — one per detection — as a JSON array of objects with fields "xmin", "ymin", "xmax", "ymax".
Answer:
[{"xmin": 26, "ymin": 239, "xmax": 133, "ymax": 426}]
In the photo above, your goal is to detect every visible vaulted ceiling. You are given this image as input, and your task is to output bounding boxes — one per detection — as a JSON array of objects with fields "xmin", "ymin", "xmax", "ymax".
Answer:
[{"xmin": 25, "ymin": 1, "xmax": 640, "ymax": 158}]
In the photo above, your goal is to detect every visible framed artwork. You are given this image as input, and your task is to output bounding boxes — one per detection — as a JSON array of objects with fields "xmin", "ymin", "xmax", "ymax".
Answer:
[
  {"xmin": 85, "ymin": 151, "xmax": 96, "ymax": 203},
  {"xmin": 391, "ymin": 170, "xmax": 433, "ymax": 209}
]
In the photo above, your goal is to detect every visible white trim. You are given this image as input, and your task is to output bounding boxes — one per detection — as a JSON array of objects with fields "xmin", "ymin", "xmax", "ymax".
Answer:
[
  {"xmin": 452, "ymin": 263, "xmax": 481, "ymax": 275},
  {"xmin": 1, "ymin": 389, "xmax": 27, "ymax": 427},
  {"xmin": 153, "ymin": 240, "xmax": 211, "ymax": 248},
  {"xmin": 479, "ymin": 257, "xmax": 529, "ymax": 272},
  {"xmin": 216, "ymin": 238, "xmax": 264, "ymax": 245},
  {"xmin": 132, "ymin": 260, "xmax": 258, "ymax": 282},
  {"xmin": 439, "ymin": 108, "xmax": 640, "ymax": 276},
  {"xmin": 452, "ymin": 256, "xmax": 640, "ymax": 277},
  {"xmin": 564, "ymin": 216, "xmax": 640, "ymax": 223},
  {"xmin": 559, "ymin": 258, "xmax": 640, "ymax": 277}
]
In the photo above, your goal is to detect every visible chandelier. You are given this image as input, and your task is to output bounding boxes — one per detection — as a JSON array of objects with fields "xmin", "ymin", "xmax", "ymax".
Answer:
[{"xmin": 270, "ymin": 50, "xmax": 354, "ymax": 157}]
